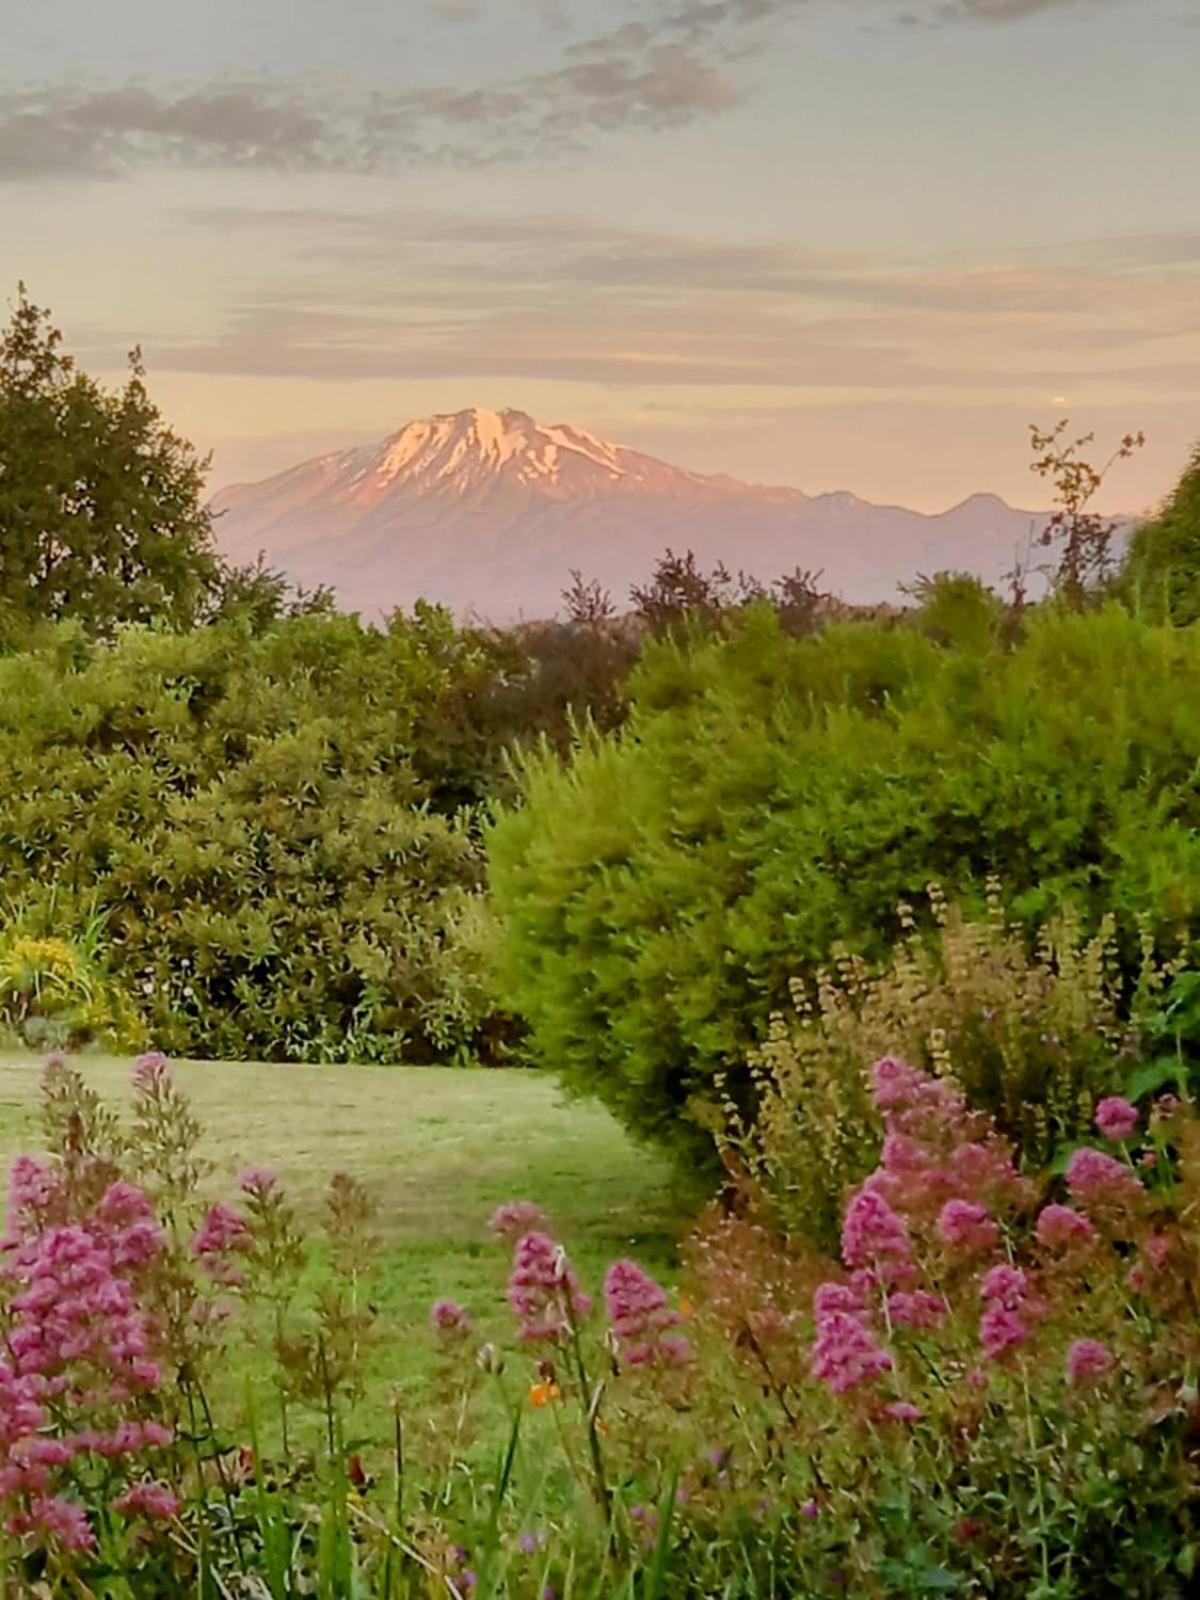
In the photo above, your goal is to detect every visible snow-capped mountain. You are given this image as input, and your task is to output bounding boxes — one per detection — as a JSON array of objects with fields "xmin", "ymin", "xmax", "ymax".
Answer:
[{"xmin": 210, "ymin": 407, "xmax": 1046, "ymax": 620}]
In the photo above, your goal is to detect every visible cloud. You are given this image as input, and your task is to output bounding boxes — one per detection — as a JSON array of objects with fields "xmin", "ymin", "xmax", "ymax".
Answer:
[
  {"xmin": 0, "ymin": 0, "xmax": 1120, "ymax": 182},
  {"xmin": 121, "ymin": 208, "xmax": 1198, "ymax": 400}
]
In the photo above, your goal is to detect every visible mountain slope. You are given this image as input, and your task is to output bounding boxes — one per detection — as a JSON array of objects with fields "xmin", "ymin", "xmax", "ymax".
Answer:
[{"xmin": 210, "ymin": 408, "xmax": 1045, "ymax": 620}]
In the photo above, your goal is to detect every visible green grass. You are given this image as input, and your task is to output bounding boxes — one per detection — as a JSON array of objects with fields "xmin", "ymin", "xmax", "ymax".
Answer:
[{"xmin": 0, "ymin": 1051, "xmax": 695, "ymax": 1450}]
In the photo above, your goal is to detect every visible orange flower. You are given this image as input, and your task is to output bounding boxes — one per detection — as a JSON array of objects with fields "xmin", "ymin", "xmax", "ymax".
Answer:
[
  {"xmin": 594, "ymin": 1417, "xmax": 610, "ymax": 1437},
  {"xmin": 528, "ymin": 1381, "xmax": 562, "ymax": 1408},
  {"xmin": 679, "ymin": 1296, "xmax": 695, "ymax": 1321}
]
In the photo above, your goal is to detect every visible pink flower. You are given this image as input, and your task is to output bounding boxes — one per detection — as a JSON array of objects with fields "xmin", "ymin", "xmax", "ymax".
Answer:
[
  {"xmin": 887, "ymin": 1290, "xmax": 947, "ymax": 1330},
  {"xmin": 871, "ymin": 1056, "xmax": 928, "ymax": 1111},
  {"xmin": 980, "ymin": 1264, "xmax": 1028, "ymax": 1311},
  {"xmin": 27, "ymin": 1496, "xmax": 95, "ymax": 1552},
  {"xmin": 840, "ymin": 1188, "xmax": 911, "ymax": 1271},
  {"xmin": 880, "ymin": 1401, "xmax": 922, "ymax": 1423},
  {"xmin": 1035, "ymin": 1204, "xmax": 1097, "ymax": 1249},
  {"xmin": 813, "ymin": 1282, "xmax": 863, "ymax": 1319},
  {"xmin": 430, "ymin": 1298, "xmax": 472, "ymax": 1336},
  {"xmin": 131, "ymin": 1051, "xmax": 170, "ymax": 1091},
  {"xmin": 604, "ymin": 1259, "xmax": 690, "ymax": 1367},
  {"xmin": 1066, "ymin": 1146, "xmax": 1142, "ymax": 1209},
  {"xmin": 489, "ymin": 1201, "xmax": 548, "ymax": 1242},
  {"xmin": 193, "ymin": 1203, "xmax": 249, "ymax": 1258},
  {"xmin": 112, "ymin": 1481, "xmax": 181, "ymax": 1519},
  {"xmin": 506, "ymin": 1232, "xmax": 591, "ymax": 1342},
  {"xmin": 1094, "ymin": 1097, "xmax": 1139, "ymax": 1143},
  {"xmin": 237, "ymin": 1165, "xmax": 278, "ymax": 1195},
  {"xmin": 937, "ymin": 1199, "xmax": 1000, "ymax": 1254},
  {"xmin": 1065, "ymin": 1338, "xmax": 1114, "ymax": 1386},
  {"xmin": 979, "ymin": 1303, "xmax": 1028, "ymax": 1361},
  {"xmin": 810, "ymin": 1311, "xmax": 893, "ymax": 1394}
]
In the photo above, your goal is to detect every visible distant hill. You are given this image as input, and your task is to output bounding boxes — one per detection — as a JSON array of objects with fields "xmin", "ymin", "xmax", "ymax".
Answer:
[{"xmin": 210, "ymin": 407, "xmax": 1049, "ymax": 620}]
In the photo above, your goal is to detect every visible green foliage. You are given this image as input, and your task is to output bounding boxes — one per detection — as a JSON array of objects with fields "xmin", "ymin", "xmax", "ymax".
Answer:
[
  {"xmin": 488, "ymin": 602, "xmax": 1200, "ymax": 1149},
  {"xmin": 0, "ymin": 285, "xmax": 223, "ymax": 634},
  {"xmin": 0, "ymin": 920, "xmax": 146, "ymax": 1053},
  {"xmin": 0, "ymin": 609, "xmax": 528, "ymax": 1062},
  {"xmin": 1122, "ymin": 442, "xmax": 1200, "ymax": 625}
]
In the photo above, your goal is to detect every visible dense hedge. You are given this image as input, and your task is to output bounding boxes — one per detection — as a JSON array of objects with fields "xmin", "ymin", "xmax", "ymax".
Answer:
[
  {"xmin": 0, "ymin": 608, "xmax": 528, "ymax": 1062},
  {"xmin": 487, "ymin": 603, "xmax": 1200, "ymax": 1148},
  {"xmin": 1123, "ymin": 442, "xmax": 1200, "ymax": 625}
]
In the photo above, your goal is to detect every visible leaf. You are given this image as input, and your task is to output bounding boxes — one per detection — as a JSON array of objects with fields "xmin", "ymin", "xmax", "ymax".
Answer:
[{"xmin": 1126, "ymin": 1057, "xmax": 1187, "ymax": 1105}]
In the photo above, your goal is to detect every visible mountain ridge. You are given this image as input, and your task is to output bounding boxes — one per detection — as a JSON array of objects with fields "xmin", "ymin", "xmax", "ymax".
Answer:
[{"xmin": 210, "ymin": 407, "xmax": 1048, "ymax": 621}]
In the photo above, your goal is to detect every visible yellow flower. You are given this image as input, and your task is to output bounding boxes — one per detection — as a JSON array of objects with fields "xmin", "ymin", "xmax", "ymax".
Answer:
[{"xmin": 528, "ymin": 1381, "xmax": 562, "ymax": 1408}]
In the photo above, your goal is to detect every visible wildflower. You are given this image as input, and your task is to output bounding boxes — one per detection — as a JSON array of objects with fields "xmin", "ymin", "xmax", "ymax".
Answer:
[
  {"xmin": 937, "ymin": 1199, "xmax": 1000, "ymax": 1254},
  {"xmin": 979, "ymin": 1303, "xmax": 1028, "ymax": 1361},
  {"xmin": 887, "ymin": 1289, "xmax": 947, "ymax": 1330},
  {"xmin": 27, "ymin": 1497, "xmax": 95, "ymax": 1553},
  {"xmin": 528, "ymin": 1381, "xmax": 562, "ymax": 1407},
  {"xmin": 604, "ymin": 1259, "xmax": 691, "ymax": 1367},
  {"xmin": 871, "ymin": 1056, "xmax": 927, "ymax": 1111},
  {"xmin": 430, "ymin": 1298, "xmax": 472, "ymax": 1337},
  {"xmin": 840, "ymin": 1188, "xmax": 911, "ymax": 1271},
  {"xmin": 517, "ymin": 1530, "xmax": 546, "ymax": 1556},
  {"xmin": 237, "ymin": 1165, "xmax": 279, "ymax": 1195},
  {"xmin": 131, "ymin": 1051, "xmax": 170, "ymax": 1090},
  {"xmin": 813, "ymin": 1281, "xmax": 862, "ymax": 1318},
  {"xmin": 678, "ymin": 1296, "xmax": 695, "ymax": 1320},
  {"xmin": 112, "ymin": 1482, "xmax": 181, "ymax": 1519},
  {"xmin": 801, "ymin": 1498, "xmax": 820, "ymax": 1519},
  {"xmin": 880, "ymin": 1401, "xmax": 922, "ymax": 1423},
  {"xmin": 1143, "ymin": 1232, "xmax": 1173, "ymax": 1271},
  {"xmin": 507, "ymin": 1232, "xmax": 591, "ymax": 1342},
  {"xmin": 1094, "ymin": 1097, "xmax": 1139, "ymax": 1143},
  {"xmin": 953, "ymin": 1519, "xmax": 983, "ymax": 1545},
  {"xmin": 1066, "ymin": 1147, "xmax": 1142, "ymax": 1209},
  {"xmin": 1065, "ymin": 1338, "xmax": 1114, "ymax": 1386},
  {"xmin": 489, "ymin": 1200, "xmax": 548, "ymax": 1242},
  {"xmin": 810, "ymin": 1311, "xmax": 893, "ymax": 1394},
  {"xmin": 981, "ymin": 1264, "xmax": 1028, "ymax": 1310},
  {"xmin": 1035, "ymin": 1203, "xmax": 1097, "ymax": 1249}
]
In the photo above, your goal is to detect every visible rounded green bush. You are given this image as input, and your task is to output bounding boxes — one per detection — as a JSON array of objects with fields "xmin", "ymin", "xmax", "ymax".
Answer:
[{"xmin": 487, "ymin": 603, "xmax": 1200, "ymax": 1149}]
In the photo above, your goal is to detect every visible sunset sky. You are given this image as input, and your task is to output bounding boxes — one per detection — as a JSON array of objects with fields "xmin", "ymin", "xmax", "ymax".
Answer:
[{"xmin": 3, "ymin": 0, "xmax": 1198, "ymax": 513}]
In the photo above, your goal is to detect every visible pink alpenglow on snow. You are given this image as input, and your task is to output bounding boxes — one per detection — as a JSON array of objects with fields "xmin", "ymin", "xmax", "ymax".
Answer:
[
  {"xmin": 810, "ymin": 1309, "xmax": 893, "ymax": 1394},
  {"xmin": 506, "ymin": 1231, "xmax": 592, "ymax": 1342},
  {"xmin": 488, "ymin": 1201, "xmax": 549, "ymax": 1242},
  {"xmin": 603, "ymin": 1259, "xmax": 691, "ymax": 1368},
  {"xmin": 1094, "ymin": 1097, "xmax": 1140, "ymax": 1142}
]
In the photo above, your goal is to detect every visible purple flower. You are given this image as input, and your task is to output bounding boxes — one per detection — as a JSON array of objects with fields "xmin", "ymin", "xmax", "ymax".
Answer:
[
  {"xmin": 604, "ymin": 1259, "xmax": 690, "ymax": 1368},
  {"xmin": 507, "ymin": 1232, "xmax": 591, "ymax": 1342},
  {"xmin": 1094, "ymin": 1097, "xmax": 1139, "ymax": 1142},
  {"xmin": 430, "ymin": 1298, "xmax": 472, "ymax": 1336}
]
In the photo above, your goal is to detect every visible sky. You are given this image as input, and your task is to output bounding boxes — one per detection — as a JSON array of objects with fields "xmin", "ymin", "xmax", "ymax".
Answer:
[{"xmin": 2, "ymin": 0, "xmax": 1198, "ymax": 513}]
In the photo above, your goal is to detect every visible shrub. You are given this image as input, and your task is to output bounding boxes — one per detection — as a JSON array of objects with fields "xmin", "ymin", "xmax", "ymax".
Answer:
[
  {"xmin": 1121, "ymin": 441, "xmax": 1200, "ymax": 625},
  {"xmin": 0, "ymin": 921, "xmax": 146, "ymax": 1053},
  {"xmin": 0, "ymin": 610, "xmax": 512, "ymax": 1062},
  {"xmin": 488, "ymin": 602, "xmax": 1200, "ymax": 1149},
  {"xmin": 722, "ymin": 883, "xmax": 1173, "ymax": 1249}
]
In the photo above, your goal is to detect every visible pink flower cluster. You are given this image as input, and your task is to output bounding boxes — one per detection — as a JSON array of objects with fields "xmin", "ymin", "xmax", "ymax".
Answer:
[
  {"xmin": 507, "ymin": 1231, "xmax": 592, "ymax": 1342},
  {"xmin": 1, "ymin": 1158, "xmax": 174, "ymax": 1558},
  {"xmin": 192, "ymin": 1202, "xmax": 252, "ymax": 1286},
  {"xmin": 489, "ymin": 1200, "xmax": 549, "ymax": 1243},
  {"xmin": 603, "ymin": 1259, "xmax": 691, "ymax": 1368},
  {"xmin": 430, "ymin": 1298, "xmax": 473, "ymax": 1337},
  {"xmin": 810, "ymin": 1056, "xmax": 1150, "ymax": 1406}
]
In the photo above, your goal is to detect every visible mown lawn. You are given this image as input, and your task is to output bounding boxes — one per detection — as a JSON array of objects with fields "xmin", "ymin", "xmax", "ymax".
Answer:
[{"xmin": 0, "ymin": 1052, "xmax": 693, "ymax": 1450}]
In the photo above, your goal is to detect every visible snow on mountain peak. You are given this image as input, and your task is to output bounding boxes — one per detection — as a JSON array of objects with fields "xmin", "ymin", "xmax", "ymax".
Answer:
[{"xmin": 365, "ymin": 407, "xmax": 627, "ymax": 492}]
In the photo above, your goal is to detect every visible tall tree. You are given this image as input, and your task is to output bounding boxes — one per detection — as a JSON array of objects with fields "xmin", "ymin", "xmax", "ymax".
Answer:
[{"xmin": 0, "ymin": 284, "xmax": 222, "ymax": 633}]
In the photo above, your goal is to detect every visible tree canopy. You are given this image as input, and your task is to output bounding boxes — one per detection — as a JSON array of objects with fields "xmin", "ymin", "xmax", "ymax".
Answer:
[{"xmin": 0, "ymin": 285, "xmax": 222, "ymax": 634}]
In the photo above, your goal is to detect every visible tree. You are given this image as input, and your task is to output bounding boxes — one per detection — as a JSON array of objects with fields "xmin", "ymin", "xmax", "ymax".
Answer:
[
  {"xmin": 1121, "ymin": 443, "xmax": 1200, "ymax": 625},
  {"xmin": 1026, "ymin": 419, "xmax": 1144, "ymax": 608},
  {"xmin": 0, "ymin": 285, "xmax": 223, "ymax": 634}
]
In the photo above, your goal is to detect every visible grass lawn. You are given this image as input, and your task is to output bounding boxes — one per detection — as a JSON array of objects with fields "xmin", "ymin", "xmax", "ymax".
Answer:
[{"xmin": 0, "ymin": 1051, "xmax": 695, "ymax": 1452}]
